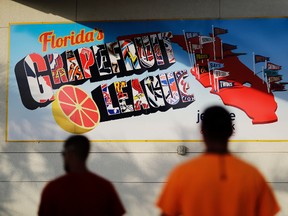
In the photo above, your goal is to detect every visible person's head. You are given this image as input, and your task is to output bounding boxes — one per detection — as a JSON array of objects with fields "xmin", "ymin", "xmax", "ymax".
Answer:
[
  {"xmin": 62, "ymin": 135, "xmax": 90, "ymax": 172},
  {"xmin": 201, "ymin": 106, "xmax": 233, "ymax": 152}
]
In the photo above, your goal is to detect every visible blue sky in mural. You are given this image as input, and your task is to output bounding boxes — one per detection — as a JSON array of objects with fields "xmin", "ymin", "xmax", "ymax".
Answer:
[{"xmin": 10, "ymin": 18, "xmax": 288, "ymax": 77}]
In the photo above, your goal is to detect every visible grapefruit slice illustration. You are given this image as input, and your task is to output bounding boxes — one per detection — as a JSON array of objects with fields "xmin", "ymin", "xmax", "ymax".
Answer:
[{"xmin": 52, "ymin": 85, "xmax": 100, "ymax": 134}]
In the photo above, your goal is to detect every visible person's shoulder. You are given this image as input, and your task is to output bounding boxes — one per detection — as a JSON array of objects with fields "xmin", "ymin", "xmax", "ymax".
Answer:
[
  {"xmin": 169, "ymin": 154, "xmax": 204, "ymax": 175},
  {"xmin": 51, "ymin": 173, "xmax": 76, "ymax": 184},
  {"xmin": 86, "ymin": 172, "xmax": 114, "ymax": 186},
  {"xmin": 41, "ymin": 174, "xmax": 68, "ymax": 195},
  {"xmin": 229, "ymin": 155, "xmax": 256, "ymax": 168},
  {"xmin": 45, "ymin": 174, "xmax": 69, "ymax": 186},
  {"xmin": 229, "ymin": 154, "xmax": 265, "ymax": 177},
  {"xmin": 180, "ymin": 154, "xmax": 209, "ymax": 167}
]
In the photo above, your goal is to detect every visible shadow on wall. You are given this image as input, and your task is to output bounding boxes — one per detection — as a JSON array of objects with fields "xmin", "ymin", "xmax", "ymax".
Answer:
[
  {"xmin": 11, "ymin": 0, "xmax": 157, "ymax": 21},
  {"xmin": 1, "ymin": 118, "xmax": 288, "ymax": 215},
  {"xmin": 0, "ymin": 155, "xmax": 10, "ymax": 215},
  {"xmin": 11, "ymin": 0, "xmax": 219, "ymax": 21},
  {"xmin": 88, "ymin": 148, "xmax": 192, "ymax": 215},
  {"xmin": 0, "ymin": 122, "xmax": 196, "ymax": 215},
  {"xmin": 0, "ymin": 146, "xmax": 62, "ymax": 215},
  {"xmin": 12, "ymin": 0, "xmax": 77, "ymax": 21},
  {"xmin": 0, "ymin": 142, "xmax": 188, "ymax": 215},
  {"xmin": 0, "ymin": 61, "xmax": 12, "ymax": 215},
  {"xmin": 0, "ymin": 62, "xmax": 6, "ymax": 124}
]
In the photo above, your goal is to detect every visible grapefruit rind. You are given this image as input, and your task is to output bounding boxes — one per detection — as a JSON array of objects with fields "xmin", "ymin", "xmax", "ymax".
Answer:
[{"xmin": 52, "ymin": 85, "xmax": 100, "ymax": 134}]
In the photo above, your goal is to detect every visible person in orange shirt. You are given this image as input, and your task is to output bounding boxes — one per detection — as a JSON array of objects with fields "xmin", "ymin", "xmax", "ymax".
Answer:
[{"xmin": 157, "ymin": 105, "xmax": 280, "ymax": 216}]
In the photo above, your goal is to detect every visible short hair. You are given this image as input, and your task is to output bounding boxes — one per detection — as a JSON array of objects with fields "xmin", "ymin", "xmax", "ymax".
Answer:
[
  {"xmin": 64, "ymin": 135, "xmax": 90, "ymax": 161},
  {"xmin": 201, "ymin": 106, "xmax": 233, "ymax": 141}
]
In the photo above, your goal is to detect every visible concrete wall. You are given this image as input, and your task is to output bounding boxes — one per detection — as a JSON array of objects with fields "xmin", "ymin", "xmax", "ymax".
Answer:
[{"xmin": 1, "ymin": 0, "xmax": 288, "ymax": 215}]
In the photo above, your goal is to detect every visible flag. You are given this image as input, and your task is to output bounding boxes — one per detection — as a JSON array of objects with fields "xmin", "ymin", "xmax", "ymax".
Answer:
[
  {"xmin": 209, "ymin": 61, "xmax": 224, "ymax": 70},
  {"xmin": 255, "ymin": 54, "xmax": 270, "ymax": 63},
  {"xmin": 270, "ymin": 82, "xmax": 287, "ymax": 91},
  {"xmin": 222, "ymin": 43, "xmax": 237, "ymax": 51},
  {"xmin": 191, "ymin": 44, "xmax": 202, "ymax": 50},
  {"xmin": 195, "ymin": 53, "xmax": 209, "ymax": 60},
  {"xmin": 219, "ymin": 80, "xmax": 234, "ymax": 89},
  {"xmin": 213, "ymin": 69, "xmax": 229, "ymax": 78},
  {"xmin": 267, "ymin": 62, "xmax": 282, "ymax": 70},
  {"xmin": 199, "ymin": 36, "xmax": 214, "ymax": 44},
  {"xmin": 268, "ymin": 75, "xmax": 282, "ymax": 83},
  {"xmin": 213, "ymin": 27, "xmax": 228, "ymax": 36},
  {"xmin": 264, "ymin": 69, "xmax": 279, "ymax": 77},
  {"xmin": 185, "ymin": 32, "xmax": 200, "ymax": 39}
]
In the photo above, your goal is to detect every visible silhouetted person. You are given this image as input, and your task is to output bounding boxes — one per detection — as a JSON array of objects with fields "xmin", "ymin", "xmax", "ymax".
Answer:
[
  {"xmin": 38, "ymin": 135, "xmax": 125, "ymax": 216},
  {"xmin": 157, "ymin": 106, "xmax": 280, "ymax": 216}
]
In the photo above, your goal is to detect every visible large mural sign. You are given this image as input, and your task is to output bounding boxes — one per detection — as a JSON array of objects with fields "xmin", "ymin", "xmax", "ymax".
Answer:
[{"xmin": 7, "ymin": 18, "xmax": 288, "ymax": 141}]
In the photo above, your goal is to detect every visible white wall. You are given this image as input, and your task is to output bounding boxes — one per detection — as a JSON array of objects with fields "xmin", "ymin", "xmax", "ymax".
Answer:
[{"xmin": 1, "ymin": 0, "xmax": 288, "ymax": 215}]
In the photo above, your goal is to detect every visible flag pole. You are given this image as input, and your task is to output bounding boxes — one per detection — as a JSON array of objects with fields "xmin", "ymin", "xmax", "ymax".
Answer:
[
  {"xmin": 196, "ymin": 64, "xmax": 200, "ymax": 79},
  {"xmin": 183, "ymin": 30, "xmax": 193, "ymax": 67},
  {"xmin": 265, "ymin": 73, "xmax": 270, "ymax": 93},
  {"xmin": 199, "ymin": 36, "xmax": 204, "ymax": 64},
  {"xmin": 221, "ymin": 40, "xmax": 223, "ymax": 59},
  {"xmin": 212, "ymin": 70, "xmax": 216, "ymax": 92},
  {"xmin": 189, "ymin": 42, "xmax": 194, "ymax": 67},
  {"xmin": 207, "ymin": 59, "xmax": 212, "ymax": 85},
  {"xmin": 212, "ymin": 25, "xmax": 216, "ymax": 60},
  {"xmin": 262, "ymin": 66, "xmax": 265, "ymax": 84},
  {"xmin": 253, "ymin": 52, "xmax": 256, "ymax": 75},
  {"xmin": 192, "ymin": 50, "xmax": 197, "ymax": 68}
]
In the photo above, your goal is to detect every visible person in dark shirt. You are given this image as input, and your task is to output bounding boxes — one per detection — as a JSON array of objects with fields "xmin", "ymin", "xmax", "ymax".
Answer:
[{"xmin": 38, "ymin": 135, "xmax": 125, "ymax": 216}]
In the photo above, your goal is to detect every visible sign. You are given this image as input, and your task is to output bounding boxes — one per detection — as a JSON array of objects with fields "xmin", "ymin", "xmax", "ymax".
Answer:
[{"xmin": 7, "ymin": 19, "xmax": 288, "ymax": 141}]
